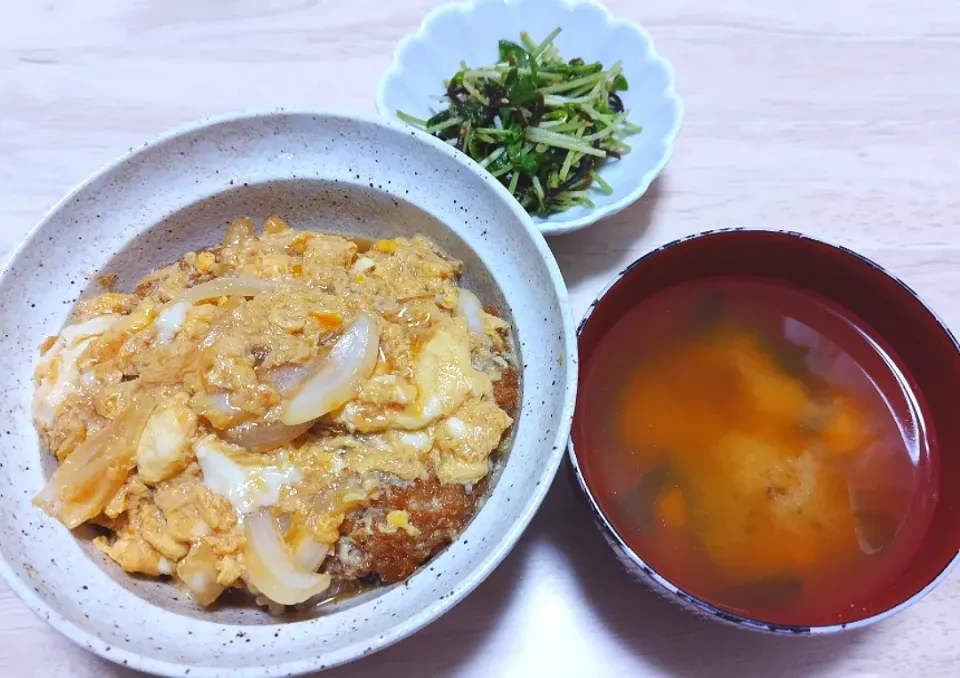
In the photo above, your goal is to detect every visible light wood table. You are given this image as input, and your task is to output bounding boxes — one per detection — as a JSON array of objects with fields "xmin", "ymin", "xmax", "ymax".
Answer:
[{"xmin": 1, "ymin": 1, "xmax": 958, "ymax": 676}]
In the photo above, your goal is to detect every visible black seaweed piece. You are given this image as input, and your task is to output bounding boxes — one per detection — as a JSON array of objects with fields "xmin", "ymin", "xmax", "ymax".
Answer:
[
  {"xmin": 529, "ymin": 92, "xmax": 546, "ymax": 128},
  {"xmin": 611, "ymin": 459, "xmax": 675, "ymax": 535},
  {"xmin": 608, "ymin": 92, "xmax": 624, "ymax": 113},
  {"xmin": 483, "ymin": 81, "xmax": 508, "ymax": 110},
  {"xmin": 446, "ymin": 82, "xmax": 469, "ymax": 103},
  {"xmin": 548, "ymin": 156, "xmax": 596, "ymax": 199}
]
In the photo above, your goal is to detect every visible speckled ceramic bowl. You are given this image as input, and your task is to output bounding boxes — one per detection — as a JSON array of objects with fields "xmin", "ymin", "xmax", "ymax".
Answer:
[{"xmin": 0, "ymin": 110, "xmax": 577, "ymax": 677}]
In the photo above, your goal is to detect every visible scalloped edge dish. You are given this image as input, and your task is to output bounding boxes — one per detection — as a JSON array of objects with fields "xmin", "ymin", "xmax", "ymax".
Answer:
[{"xmin": 376, "ymin": 0, "xmax": 684, "ymax": 236}]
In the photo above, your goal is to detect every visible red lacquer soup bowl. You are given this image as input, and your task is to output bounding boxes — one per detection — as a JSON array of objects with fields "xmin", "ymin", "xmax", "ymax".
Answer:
[{"xmin": 568, "ymin": 229, "xmax": 960, "ymax": 634}]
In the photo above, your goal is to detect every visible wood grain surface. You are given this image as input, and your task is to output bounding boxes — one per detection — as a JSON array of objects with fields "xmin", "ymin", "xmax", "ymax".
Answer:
[{"xmin": 1, "ymin": 1, "xmax": 958, "ymax": 676}]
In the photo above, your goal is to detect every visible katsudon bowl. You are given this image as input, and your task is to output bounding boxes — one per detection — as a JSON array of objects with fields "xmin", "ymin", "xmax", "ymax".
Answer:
[
  {"xmin": 570, "ymin": 229, "xmax": 960, "ymax": 634},
  {"xmin": 0, "ymin": 110, "xmax": 577, "ymax": 677}
]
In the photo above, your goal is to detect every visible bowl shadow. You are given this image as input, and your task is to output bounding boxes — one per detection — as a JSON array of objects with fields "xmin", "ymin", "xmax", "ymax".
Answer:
[
  {"xmin": 540, "ymin": 464, "xmax": 868, "ymax": 676},
  {"xmin": 320, "ymin": 530, "xmax": 530, "ymax": 677},
  {"xmin": 548, "ymin": 177, "xmax": 665, "ymax": 292}
]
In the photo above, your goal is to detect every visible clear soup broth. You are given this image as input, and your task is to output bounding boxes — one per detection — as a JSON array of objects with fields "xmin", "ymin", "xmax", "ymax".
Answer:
[{"xmin": 581, "ymin": 276, "xmax": 939, "ymax": 626}]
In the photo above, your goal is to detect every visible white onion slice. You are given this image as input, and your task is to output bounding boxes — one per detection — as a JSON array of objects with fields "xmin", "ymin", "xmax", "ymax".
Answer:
[
  {"xmin": 244, "ymin": 511, "xmax": 331, "ymax": 605},
  {"xmin": 208, "ymin": 392, "xmax": 240, "ymax": 416},
  {"xmin": 264, "ymin": 363, "xmax": 313, "ymax": 397},
  {"xmin": 200, "ymin": 391, "xmax": 245, "ymax": 431},
  {"xmin": 179, "ymin": 278, "xmax": 275, "ymax": 303},
  {"xmin": 35, "ymin": 392, "xmax": 155, "ymax": 528},
  {"xmin": 280, "ymin": 313, "xmax": 380, "ymax": 426},
  {"xmin": 222, "ymin": 418, "xmax": 314, "ymax": 451},
  {"xmin": 292, "ymin": 535, "xmax": 329, "ymax": 572},
  {"xmin": 456, "ymin": 289, "xmax": 486, "ymax": 335}
]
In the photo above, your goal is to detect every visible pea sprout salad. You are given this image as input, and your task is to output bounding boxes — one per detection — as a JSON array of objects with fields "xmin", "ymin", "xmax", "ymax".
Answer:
[{"xmin": 397, "ymin": 27, "xmax": 642, "ymax": 217}]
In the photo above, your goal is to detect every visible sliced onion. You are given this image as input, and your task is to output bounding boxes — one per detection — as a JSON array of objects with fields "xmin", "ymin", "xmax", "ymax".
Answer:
[
  {"xmin": 280, "ymin": 313, "xmax": 380, "ymax": 426},
  {"xmin": 208, "ymin": 392, "xmax": 240, "ymax": 416},
  {"xmin": 222, "ymin": 418, "xmax": 314, "ymax": 451},
  {"xmin": 179, "ymin": 278, "xmax": 275, "ymax": 303},
  {"xmin": 244, "ymin": 511, "xmax": 332, "ymax": 605},
  {"xmin": 292, "ymin": 534, "xmax": 329, "ymax": 572},
  {"xmin": 35, "ymin": 392, "xmax": 156, "ymax": 529},
  {"xmin": 200, "ymin": 391, "xmax": 245, "ymax": 431},
  {"xmin": 286, "ymin": 515, "xmax": 330, "ymax": 571},
  {"xmin": 457, "ymin": 289, "xmax": 486, "ymax": 335},
  {"xmin": 264, "ymin": 363, "xmax": 314, "ymax": 397}
]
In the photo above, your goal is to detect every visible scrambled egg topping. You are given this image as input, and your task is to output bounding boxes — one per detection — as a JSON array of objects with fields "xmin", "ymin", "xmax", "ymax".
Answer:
[{"xmin": 32, "ymin": 217, "xmax": 516, "ymax": 608}]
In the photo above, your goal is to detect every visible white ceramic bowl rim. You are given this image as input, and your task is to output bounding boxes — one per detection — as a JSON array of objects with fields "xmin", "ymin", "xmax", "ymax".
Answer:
[
  {"xmin": 567, "ymin": 227, "xmax": 960, "ymax": 635},
  {"xmin": 0, "ymin": 107, "xmax": 579, "ymax": 677}
]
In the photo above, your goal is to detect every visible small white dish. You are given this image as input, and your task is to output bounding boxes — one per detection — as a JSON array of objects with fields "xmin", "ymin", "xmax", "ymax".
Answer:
[
  {"xmin": 376, "ymin": 0, "xmax": 684, "ymax": 236},
  {"xmin": 0, "ymin": 110, "xmax": 578, "ymax": 677}
]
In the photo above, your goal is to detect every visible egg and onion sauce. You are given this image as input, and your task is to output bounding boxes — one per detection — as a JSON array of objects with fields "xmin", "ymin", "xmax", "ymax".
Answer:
[{"xmin": 31, "ymin": 217, "xmax": 518, "ymax": 610}]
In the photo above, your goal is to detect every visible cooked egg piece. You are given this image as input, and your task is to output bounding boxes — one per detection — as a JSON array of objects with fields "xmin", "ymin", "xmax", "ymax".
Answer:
[
  {"xmin": 136, "ymin": 395, "xmax": 198, "ymax": 485},
  {"xmin": 357, "ymin": 374, "xmax": 415, "ymax": 406},
  {"xmin": 384, "ymin": 510, "xmax": 422, "ymax": 537},
  {"xmin": 33, "ymin": 314, "xmax": 118, "ymax": 427},
  {"xmin": 400, "ymin": 318, "xmax": 493, "ymax": 428},
  {"xmin": 434, "ymin": 398, "xmax": 512, "ymax": 462},
  {"xmin": 351, "ymin": 256, "xmax": 376, "ymax": 275},
  {"xmin": 333, "ymin": 430, "xmax": 433, "ymax": 481},
  {"xmin": 338, "ymin": 317, "xmax": 492, "ymax": 432},
  {"xmin": 194, "ymin": 435, "xmax": 302, "ymax": 514},
  {"xmin": 137, "ymin": 502, "xmax": 189, "ymax": 561},
  {"xmin": 155, "ymin": 300, "xmax": 190, "ymax": 344},
  {"xmin": 94, "ymin": 530, "xmax": 170, "ymax": 578},
  {"xmin": 457, "ymin": 289, "xmax": 509, "ymax": 339},
  {"xmin": 177, "ymin": 541, "xmax": 225, "ymax": 607},
  {"xmin": 456, "ymin": 289, "xmax": 486, "ymax": 335},
  {"xmin": 434, "ymin": 454, "xmax": 489, "ymax": 485}
]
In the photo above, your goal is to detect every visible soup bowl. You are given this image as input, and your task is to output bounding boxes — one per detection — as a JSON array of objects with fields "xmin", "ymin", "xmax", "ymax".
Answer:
[{"xmin": 568, "ymin": 228, "xmax": 960, "ymax": 634}]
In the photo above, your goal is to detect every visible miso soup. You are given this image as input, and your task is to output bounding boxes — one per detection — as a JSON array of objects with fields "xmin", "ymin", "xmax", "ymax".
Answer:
[{"xmin": 580, "ymin": 276, "xmax": 938, "ymax": 626}]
